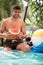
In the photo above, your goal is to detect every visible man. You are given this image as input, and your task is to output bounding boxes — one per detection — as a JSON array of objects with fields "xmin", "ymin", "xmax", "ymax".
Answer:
[{"xmin": 0, "ymin": 5, "xmax": 30, "ymax": 52}]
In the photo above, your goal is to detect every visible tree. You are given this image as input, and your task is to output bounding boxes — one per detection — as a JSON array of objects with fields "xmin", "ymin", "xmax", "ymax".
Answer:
[
  {"xmin": 0, "ymin": 0, "xmax": 22, "ymax": 21},
  {"xmin": 31, "ymin": 0, "xmax": 43, "ymax": 27},
  {"xmin": 25, "ymin": 0, "xmax": 43, "ymax": 27}
]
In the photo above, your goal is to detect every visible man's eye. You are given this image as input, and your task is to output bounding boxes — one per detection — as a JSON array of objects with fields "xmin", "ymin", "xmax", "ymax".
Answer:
[
  {"xmin": 15, "ymin": 11, "xmax": 17, "ymax": 13},
  {"xmin": 14, "ymin": 11, "xmax": 20, "ymax": 13}
]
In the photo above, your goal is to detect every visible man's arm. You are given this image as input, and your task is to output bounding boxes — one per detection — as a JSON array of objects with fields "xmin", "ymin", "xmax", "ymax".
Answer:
[
  {"xmin": 0, "ymin": 20, "xmax": 6, "ymax": 38},
  {"xmin": 0, "ymin": 20, "xmax": 6, "ymax": 33},
  {"xmin": 21, "ymin": 21, "xmax": 26, "ymax": 38}
]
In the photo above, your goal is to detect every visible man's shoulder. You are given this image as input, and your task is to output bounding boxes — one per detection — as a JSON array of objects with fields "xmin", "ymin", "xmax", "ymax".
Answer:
[
  {"xmin": 2, "ymin": 17, "xmax": 11, "ymax": 22},
  {"xmin": 19, "ymin": 18, "xmax": 24, "ymax": 23}
]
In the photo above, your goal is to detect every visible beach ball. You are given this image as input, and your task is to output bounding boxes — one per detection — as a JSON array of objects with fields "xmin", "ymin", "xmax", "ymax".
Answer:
[{"xmin": 31, "ymin": 29, "xmax": 43, "ymax": 46}]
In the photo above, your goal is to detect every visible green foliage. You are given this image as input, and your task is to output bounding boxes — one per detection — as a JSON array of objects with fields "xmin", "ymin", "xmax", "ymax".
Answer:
[
  {"xmin": 24, "ymin": 0, "xmax": 43, "ymax": 28},
  {"xmin": 24, "ymin": 0, "xmax": 29, "ymax": 2},
  {"xmin": 0, "ymin": 0, "xmax": 22, "ymax": 21},
  {"xmin": 26, "ymin": 0, "xmax": 43, "ymax": 27}
]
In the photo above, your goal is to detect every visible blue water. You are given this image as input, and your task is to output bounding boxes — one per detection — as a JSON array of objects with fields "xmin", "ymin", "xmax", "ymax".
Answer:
[{"xmin": 0, "ymin": 47, "xmax": 43, "ymax": 65}]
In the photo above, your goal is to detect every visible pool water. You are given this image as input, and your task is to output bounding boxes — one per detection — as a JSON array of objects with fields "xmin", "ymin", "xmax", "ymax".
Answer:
[{"xmin": 0, "ymin": 47, "xmax": 43, "ymax": 65}]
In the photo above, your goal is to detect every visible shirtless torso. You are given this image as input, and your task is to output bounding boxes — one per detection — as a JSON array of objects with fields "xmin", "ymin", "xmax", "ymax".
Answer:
[{"xmin": 0, "ymin": 17, "xmax": 26, "ymax": 39}]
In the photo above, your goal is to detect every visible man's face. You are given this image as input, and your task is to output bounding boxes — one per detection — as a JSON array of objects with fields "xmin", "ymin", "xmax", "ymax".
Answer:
[{"xmin": 12, "ymin": 9, "xmax": 20, "ymax": 18}]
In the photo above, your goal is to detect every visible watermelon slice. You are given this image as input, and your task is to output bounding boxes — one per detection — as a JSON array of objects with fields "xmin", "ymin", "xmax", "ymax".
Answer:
[{"xmin": 9, "ymin": 29, "xmax": 20, "ymax": 34}]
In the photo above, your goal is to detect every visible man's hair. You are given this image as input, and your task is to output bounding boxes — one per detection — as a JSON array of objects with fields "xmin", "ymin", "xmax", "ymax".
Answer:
[{"xmin": 12, "ymin": 5, "xmax": 21, "ymax": 11}]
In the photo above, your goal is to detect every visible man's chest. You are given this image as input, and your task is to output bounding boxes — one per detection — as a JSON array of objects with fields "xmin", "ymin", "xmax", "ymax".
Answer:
[{"xmin": 6, "ymin": 21, "xmax": 22, "ymax": 31}]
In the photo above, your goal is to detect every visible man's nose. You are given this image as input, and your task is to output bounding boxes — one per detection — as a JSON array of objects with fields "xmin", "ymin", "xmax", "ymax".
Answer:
[{"xmin": 16, "ymin": 12, "xmax": 19, "ymax": 14}]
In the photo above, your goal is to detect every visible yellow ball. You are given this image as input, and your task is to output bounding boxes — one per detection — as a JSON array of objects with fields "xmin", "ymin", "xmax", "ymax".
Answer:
[{"xmin": 31, "ymin": 29, "xmax": 43, "ymax": 46}]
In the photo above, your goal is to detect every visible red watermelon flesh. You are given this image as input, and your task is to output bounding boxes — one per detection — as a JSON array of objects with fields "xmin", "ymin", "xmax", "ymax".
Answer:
[{"xmin": 9, "ymin": 29, "xmax": 20, "ymax": 34}]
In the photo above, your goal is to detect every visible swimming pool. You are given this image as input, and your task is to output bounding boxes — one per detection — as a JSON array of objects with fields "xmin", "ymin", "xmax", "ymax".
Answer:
[{"xmin": 0, "ymin": 47, "xmax": 43, "ymax": 65}]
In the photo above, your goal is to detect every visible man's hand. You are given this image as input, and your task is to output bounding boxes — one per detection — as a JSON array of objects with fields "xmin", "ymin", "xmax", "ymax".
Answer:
[
  {"xmin": 6, "ymin": 32, "xmax": 19, "ymax": 39},
  {"xmin": 0, "ymin": 32, "xmax": 23, "ymax": 39},
  {"xmin": 16, "ymin": 32, "xmax": 23, "ymax": 39},
  {"xmin": 0, "ymin": 32, "xmax": 14, "ymax": 38},
  {"xmin": 0, "ymin": 33, "xmax": 7, "ymax": 38}
]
